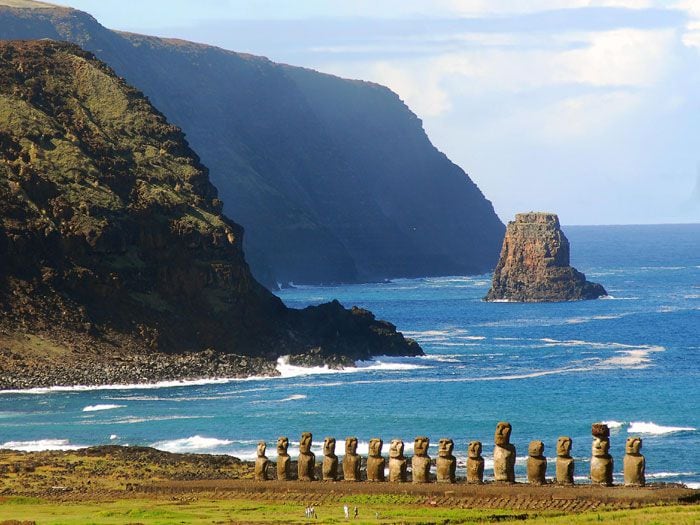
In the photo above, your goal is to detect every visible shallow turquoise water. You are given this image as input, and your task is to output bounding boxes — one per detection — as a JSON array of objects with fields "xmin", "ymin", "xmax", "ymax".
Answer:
[{"xmin": 1, "ymin": 224, "xmax": 698, "ymax": 486}]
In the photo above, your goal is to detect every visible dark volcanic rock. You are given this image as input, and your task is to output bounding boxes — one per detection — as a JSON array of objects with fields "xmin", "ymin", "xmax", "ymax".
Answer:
[
  {"xmin": 0, "ymin": 1, "xmax": 504, "ymax": 287},
  {"xmin": 484, "ymin": 212, "xmax": 606, "ymax": 302},
  {"xmin": 0, "ymin": 40, "xmax": 421, "ymax": 389}
]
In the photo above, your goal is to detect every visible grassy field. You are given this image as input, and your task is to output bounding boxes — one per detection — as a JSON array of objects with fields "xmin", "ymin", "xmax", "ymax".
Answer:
[{"xmin": 0, "ymin": 497, "xmax": 698, "ymax": 525}]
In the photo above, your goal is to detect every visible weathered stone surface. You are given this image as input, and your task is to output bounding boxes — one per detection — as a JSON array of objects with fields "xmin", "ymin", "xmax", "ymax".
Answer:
[
  {"xmin": 467, "ymin": 441, "xmax": 485, "ymax": 484},
  {"xmin": 276, "ymin": 436, "xmax": 290, "ymax": 481},
  {"xmin": 592, "ymin": 423, "xmax": 610, "ymax": 439},
  {"xmin": 411, "ymin": 436, "xmax": 431, "ymax": 483},
  {"xmin": 590, "ymin": 436, "xmax": 614, "ymax": 486},
  {"xmin": 297, "ymin": 432, "xmax": 315, "ymax": 481},
  {"xmin": 322, "ymin": 437, "xmax": 338, "ymax": 481},
  {"xmin": 485, "ymin": 212, "xmax": 606, "ymax": 302},
  {"xmin": 342, "ymin": 437, "xmax": 361, "ymax": 482},
  {"xmin": 555, "ymin": 436, "xmax": 575, "ymax": 485},
  {"xmin": 254, "ymin": 441, "xmax": 269, "ymax": 481},
  {"xmin": 494, "ymin": 422, "xmax": 516, "ymax": 483},
  {"xmin": 388, "ymin": 439, "xmax": 407, "ymax": 482},
  {"xmin": 624, "ymin": 437, "xmax": 645, "ymax": 487},
  {"xmin": 436, "ymin": 438, "xmax": 456, "ymax": 484},
  {"xmin": 367, "ymin": 438, "xmax": 385, "ymax": 482},
  {"xmin": 527, "ymin": 440, "xmax": 547, "ymax": 485}
]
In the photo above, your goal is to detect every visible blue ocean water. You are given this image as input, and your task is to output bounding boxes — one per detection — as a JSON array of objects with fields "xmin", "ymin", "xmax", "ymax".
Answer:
[{"xmin": 0, "ymin": 225, "xmax": 698, "ymax": 486}]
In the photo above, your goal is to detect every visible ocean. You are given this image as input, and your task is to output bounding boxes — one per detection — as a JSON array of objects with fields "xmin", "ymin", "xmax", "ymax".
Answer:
[{"xmin": 1, "ymin": 224, "xmax": 698, "ymax": 487}]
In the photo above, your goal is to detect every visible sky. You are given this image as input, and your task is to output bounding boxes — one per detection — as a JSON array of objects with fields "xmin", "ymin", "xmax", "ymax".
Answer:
[{"xmin": 49, "ymin": 0, "xmax": 700, "ymax": 225}]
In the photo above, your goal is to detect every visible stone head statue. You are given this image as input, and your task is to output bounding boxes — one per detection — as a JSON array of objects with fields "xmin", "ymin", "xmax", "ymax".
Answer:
[
  {"xmin": 323, "ymin": 437, "xmax": 336, "ymax": 456},
  {"xmin": 468, "ymin": 441, "xmax": 482, "ymax": 458},
  {"xmin": 495, "ymin": 421, "xmax": 512, "ymax": 446},
  {"xmin": 345, "ymin": 437, "xmax": 358, "ymax": 455},
  {"xmin": 626, "ymin": 437, "xmax": 642, "ymax": 455},
  {"xmin": 528, "ymin": 440, "xmax": 544, "ymax": 457},
  {"xmin": 438, "ymin": 438, "xmax": 454, "ymax": 457},
  {"xmin": 592, "ymin": 437, "xmax": 610, "ymax": 457},
  {"xmin": 591, "ymin": 423, "xmax": 610, "ymax": 439},
  {"xmin": 299, "ymin": 432, "xmax": 312, "ymax": 454},
  {"xmin": 257, "ymin": 441, "xmax": 267, "ymax": 458},
  {"xmin": 557, "ymin": 436, "xmax": 572, "ymax": 457},
  {"xmin": 414, "ymin": 436, "xmax": 429, "ymax": 457},
  {"xmin": 390, "ymin": 439, "xmax": 405, "ymax": 458},
  {"xmin": 277, "ymin": 436, "xmax": 289, "ymax": 455},
  {"xmin": 369, "ymin": 438, "xmax": 383, "ymax": 457}
]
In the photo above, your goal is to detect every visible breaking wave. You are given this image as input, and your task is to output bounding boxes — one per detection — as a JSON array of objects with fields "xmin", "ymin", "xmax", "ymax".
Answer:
[
  {"xmin": 151, "ymin": 435, "xmax": 233, "ymax": 453},
  {"xmin": 1, "ymin": 439, "xmax": 84, "ymax": 451},
  {"xmin": 627, "ymin": 422, "xmax": 696, "ymax": 435},
  {"xmin": 82, "ymin": 404, "xmax": 125, "ymax": 412}
]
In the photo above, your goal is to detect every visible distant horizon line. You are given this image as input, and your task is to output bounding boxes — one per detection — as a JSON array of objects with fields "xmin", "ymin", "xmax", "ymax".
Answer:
[{"xmin": 562, "ymin": 222, "xmax": 699, "ymax": 227}]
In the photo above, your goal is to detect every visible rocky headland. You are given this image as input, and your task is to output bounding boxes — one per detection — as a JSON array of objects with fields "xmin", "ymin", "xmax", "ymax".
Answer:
[
  {"xmin": 0, "ymin": 0, "xmax": 504, "ymax": 287},
  {"xmin": 485, "ymin": 212, "xmax": 607, "ymax": 302},
  {"xmin": 0, "ymin": 40, "xmax": 421, "ymax": 390}
]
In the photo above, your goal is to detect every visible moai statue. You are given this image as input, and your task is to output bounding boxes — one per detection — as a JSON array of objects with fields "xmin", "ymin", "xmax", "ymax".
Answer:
[
  {"xmin": 366, "ymin": 438, "xmax": 385, "ymax": 482},
  {"xmin": 467, "ymin": 441, "xmax": 484, "ymax": 484},
  {"xmin": 412, "ymin": 436, "xmax": 431, "ymax": 483},
  {"xmin": 555, "ymin": 436, "xmax": 574, "ymax": 485},
  {"xmin": 527, "ymin": 440, "xmax": 547, "ymax": 485},
  {"xmin": 436, "ymin": 438, "xmax": 456, "ymax": 483},
  {"xmin": 493, "ymin": 421, "xmax": 516, "ymax": 483},
  {"xmin": 322, "ymin": 437, "xmax": 338, "ymax": 481},
  {"xmin": 623, "ymin": 437, "xmax": 645, "ymax": 487},
  {"xmin": 254, "ymin": 441, "xmax": 270, "ymax": 481},
  {"xmin": 342, "ymin": 437, "xmax": 361, "ymax": 481},
  {"xmin": 590, "ymin": 423, "xmax": 613, "ymax": 486},
  {"xmin": 297, "ymin": 432, "xmax": 316, "ymax": 481},
  {"xmin": 276, "ymin": 436, "xmax": 291, "ymax": 481},
  {"xmin": 389, "ymin": 439, "xmax": 408, "ymax": 482}
]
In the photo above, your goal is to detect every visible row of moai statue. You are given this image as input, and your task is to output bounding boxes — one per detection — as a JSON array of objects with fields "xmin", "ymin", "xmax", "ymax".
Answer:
[{"xmin": 254, "ymin": 422, "xmax": 645, "ymax": 486}]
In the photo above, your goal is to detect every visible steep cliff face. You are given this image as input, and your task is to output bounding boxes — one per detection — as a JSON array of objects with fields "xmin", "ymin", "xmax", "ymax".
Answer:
[
  {"xmin": 484, "ymin": 213, "xmax": 606, "ymax": 302},
  {"xmin": 0, "ymin": 1, "xmax": 505, "ymax": 286},
  {"xmin": 0, "ymin": 40, "xmax": 420, "ymax": 388}
]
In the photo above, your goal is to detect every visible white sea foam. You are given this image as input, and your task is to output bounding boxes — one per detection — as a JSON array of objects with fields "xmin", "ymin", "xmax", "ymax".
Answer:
[
  {"xmin": 151, "ymin": 435, "xmax": 233, "ymax": 453},
  {"xmin": 275, "ymin": 356, "xmax": 427, "ymax": 378},
  {"xmin": 80, "ymin": 415, "xmax": 213, "ymax": 425},
  {"xmin": 82, "ymin": 404, "xmax": 125, "ymax": 412},
  {"xmin": 646, "ymin": 471, "xmax": 697, "ymax": 479},
  {"xmin": 251, "ymin": 394, "xmax": 307, "ymax": 404},
  {"xmin": 1, "ymin": 439, "xmax": 84, "ymax": 451},
  {"xmin": 109, "ymin": 434, "xmax": 118, "ymax": 440},
  {"xmin": 602, "ymin": 420, "xmax": 625, "ymax": 430},
  {"xmin": 627, "ymin": 422, "xmax": 696, "ymax": 435},
  {"xmin": 686, "ymin": 482, "xmax": 700, "ymax": 489}
]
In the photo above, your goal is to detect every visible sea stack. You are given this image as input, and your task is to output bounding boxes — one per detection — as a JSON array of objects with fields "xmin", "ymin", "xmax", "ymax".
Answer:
[{"xmin": 485, "ymin": 212, "xmax": 606, "ymax": 302}]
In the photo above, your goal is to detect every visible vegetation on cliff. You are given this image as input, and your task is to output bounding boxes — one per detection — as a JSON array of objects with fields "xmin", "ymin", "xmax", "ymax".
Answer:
[
  {"xmin": 0, "ymin": 0, "xmax": 504, "ymax": 286},
  {"xmin": 0, "ymin": 40, "xmax": 420, "ymax": 388}
]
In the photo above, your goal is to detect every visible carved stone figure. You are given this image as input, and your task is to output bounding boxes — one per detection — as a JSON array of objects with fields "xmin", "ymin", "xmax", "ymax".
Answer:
[
  {"xmin": 254, "ymin": 441, "xmax": 270, "ymax": 481},
  {"xmin": 436, "ymin": 438, "xmax": 456, "ymax": 483},
  {"xmin": 343, "ymin": 437, "xmax": 361, "ymax": 481},
  {"xmin": 412, "ymin": 436, "xmax": 431, "ymax": 483},
  {"xmin": 527, "ymin": 440, "xmax": 547, "ymax": 485},
  {"xmin": 366, "ymin": 438, "xmax": 385, "ymax": 482},
  {"xmin": 467, "ymin": 441, "xmax": 484, "ymax": 484},
  {"xmin": 590, "ymin": 424, "xmax": 613, "ymax": 486},
  {"xmin": 623, "ymin": 437, "xmax": 645, "ymax": 487},
  {"xmin": 276, "ymin": 436, "xmax": 290, "ymax": 481},
  {"xmin": 389, "ymin": 439, "xmax": 407, "ymax": 482},
  {"xmin": 297, "ymin": 432, "xmax": 315, "ymax": 481},
  {"xmin": 555, "ymin": 436, "xmax": 574, "ymax": 485},
  {"xmin": 493, "ymin": 421, "xmax": 516, "ymax": 483},
  {"xmin": 322, "ymin": 436, "xmax": 338, "ymax": 481}
]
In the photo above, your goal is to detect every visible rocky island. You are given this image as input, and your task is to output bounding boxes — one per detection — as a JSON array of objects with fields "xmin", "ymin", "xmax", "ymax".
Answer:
[
  {"xmin": 484, "ymin": 212, "xmax": 606, "ymax": 302},
  {"xmin": 0, "ymin": 40, "xmax": 421, "ymax": 390}
]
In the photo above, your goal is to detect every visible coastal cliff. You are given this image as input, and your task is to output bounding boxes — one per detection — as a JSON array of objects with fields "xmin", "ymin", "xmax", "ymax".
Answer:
[
  {"xmin": 0, "ymin": 40, "xmax": 420, "ymax": 389},
  {"xmin": 484, "ymin": 213, "xmax": 606, "ymax": 302},
  {"xmin": 0, "ymin": 0, "xmax": 504, "ymax": 286}
]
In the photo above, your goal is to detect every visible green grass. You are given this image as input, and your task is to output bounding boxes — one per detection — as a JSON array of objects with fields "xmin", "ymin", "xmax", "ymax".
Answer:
[{"xmin": 0, "ymin": 498, "xmax": 697, "ymax": 525}]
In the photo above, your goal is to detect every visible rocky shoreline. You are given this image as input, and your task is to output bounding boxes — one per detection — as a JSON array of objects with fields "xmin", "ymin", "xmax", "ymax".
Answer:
[{"xmin": 0, "ymin": 342, "xmax": 359, "ymax": 390}]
